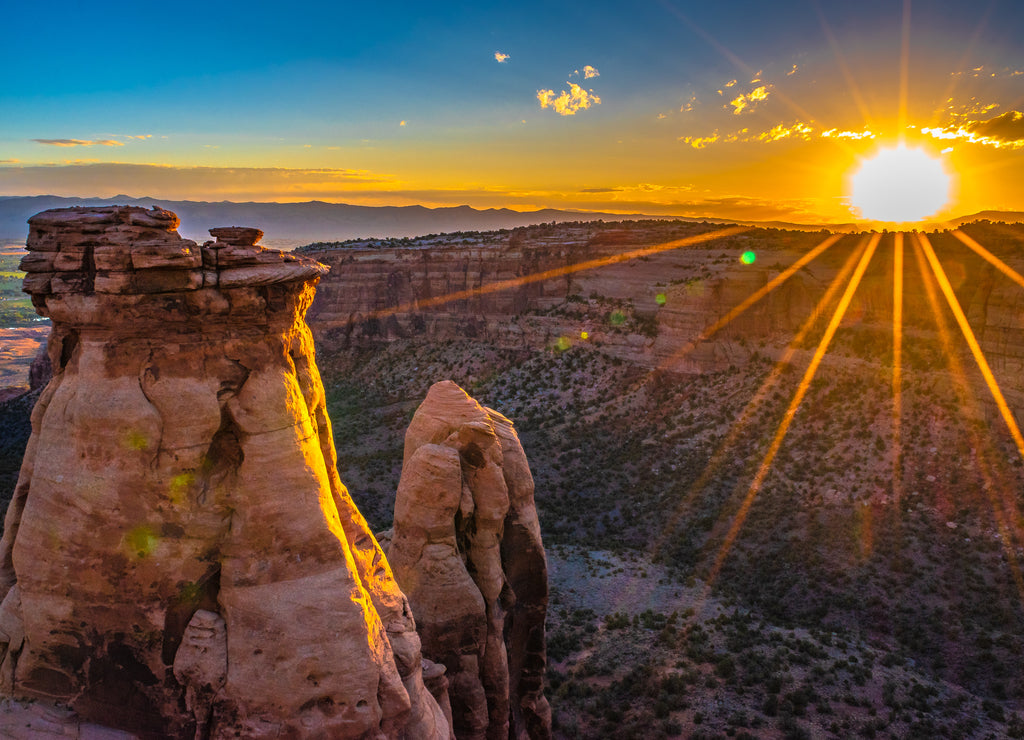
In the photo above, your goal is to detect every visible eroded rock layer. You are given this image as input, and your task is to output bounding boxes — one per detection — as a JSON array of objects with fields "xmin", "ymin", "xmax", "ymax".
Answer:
[
  {"xmin": 0, "ymin": 206, "xmax": 448, "ymax": 739},
  {"xmin": 387, "ymin": 381, "xmax": 551, "ymax": 740}
]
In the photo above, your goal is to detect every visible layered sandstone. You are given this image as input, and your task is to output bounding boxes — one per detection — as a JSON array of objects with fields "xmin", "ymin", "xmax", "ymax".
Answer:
[
  {"xmin": 387, "ymin": 381, "xmax": 550, "ymax": 740},
  {"xmin": 0, "ymin": 206, "xmax": 449, "ymax": 739}
]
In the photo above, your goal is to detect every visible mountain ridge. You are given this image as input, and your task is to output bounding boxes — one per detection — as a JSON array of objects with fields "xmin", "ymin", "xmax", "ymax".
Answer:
[{"xmin": 1, "ymin": 194, "xmax": 1022, "ymax": 248}]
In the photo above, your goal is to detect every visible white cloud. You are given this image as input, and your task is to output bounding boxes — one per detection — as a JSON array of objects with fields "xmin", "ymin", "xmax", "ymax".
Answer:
[
  {"xmin": 537, "ymin": 82, "xmax": 601, "ymax": 116},
  {"xmin": 495, "ymin": 51, "xmax": 510, "ymax": 63}
]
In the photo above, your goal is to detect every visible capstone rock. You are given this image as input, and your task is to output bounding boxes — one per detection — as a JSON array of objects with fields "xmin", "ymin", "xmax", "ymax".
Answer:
[{"xmin": 0, "ymin": 206, "xmax": 449, "ymax": 739}]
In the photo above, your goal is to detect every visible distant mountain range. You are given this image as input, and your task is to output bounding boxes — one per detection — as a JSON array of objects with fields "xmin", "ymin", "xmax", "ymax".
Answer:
[
  {"xmin": 1, "ymin": 195, "xmax": 1021, "ymax": 247},
  {"xmin": 0, "ymin": 195, "xmax": 681, "ymax": 248}
]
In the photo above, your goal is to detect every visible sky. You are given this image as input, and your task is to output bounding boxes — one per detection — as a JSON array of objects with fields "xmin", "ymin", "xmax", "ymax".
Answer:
[{"xmin": 2, "ymin": 0, "xmax": 1024, "ymax": 223}]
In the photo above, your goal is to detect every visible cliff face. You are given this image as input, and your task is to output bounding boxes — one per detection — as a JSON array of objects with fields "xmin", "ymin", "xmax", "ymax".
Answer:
[
  {"xmin": 306, "ymin": 224, "xmax": 1024, "ymax": 413},
  {"xmin": 306, "ymin": 227, "xmax": 860, "ymax": 373},
  {"xmin": 386, "ymin": 381, "xmax": 550, "ymax": 740},
  {"xmin": 0, "ymin": 207, "xmax": 449, "ymax": 739}
]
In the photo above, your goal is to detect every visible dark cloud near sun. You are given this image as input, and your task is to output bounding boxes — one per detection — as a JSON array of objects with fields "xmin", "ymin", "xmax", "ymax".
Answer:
[{"xmin": 965, "ymin": 111, "xmax": 1024, "ymax": 144}]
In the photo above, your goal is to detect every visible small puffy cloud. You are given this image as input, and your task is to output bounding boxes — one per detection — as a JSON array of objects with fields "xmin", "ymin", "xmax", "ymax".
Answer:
[
  {"xmin": 495, "ymin": 51, "xmax": 510, "ymax": 63},
  {"xmin": 820, "ymin": 128, "xmax": 876, "ymax": 140},
  {"xmin": 923, "ymin": 110, "xmax": 1024, "ymax": 149},
  {"xmin": 755, "ymin": 122, "xmax": 813, "ymax": 142},
  {"xmin": 657, "ymin": 112, "xmax": 667, "ymax": 120},
  {"xmin": 32, "ymin": 138, "xmax": 124, "ymax": 147},
  {"xmin": 680, "ymin": 132, "xmax": 720, "ymax": 149},
  {"xmin": 787, "ymin": 64, "xmax": 798, "ymax": 76},
  {"xmin": 680, "ymin": 94, "xmax": 698, "ymax": 113},
  {"xmin": 952, "ymin": 65, "xmax": 1024, "ymax": 79},
  {"xmin": 583, "ymin": 65, "xmax": 599, "ymax": 79},
  {"xmin": 724, "ymin": 79, "xmax": 738, "ymax": 88},
  {"xmin": 537, "ymin": 82, "xmax": 601, "ymax": 116},
  {"xmin": 729, "ymin": 85, "xmax": 771, "ymax": 114},
  {"xmin": 399, "ymin": 120, "xmax": 407, "ymax": 126}
]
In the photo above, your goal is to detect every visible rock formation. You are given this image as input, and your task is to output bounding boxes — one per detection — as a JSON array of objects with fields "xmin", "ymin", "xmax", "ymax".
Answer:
[
  {"xmin": 0, "ymin": 206, "xmax": 449, "ymax": 739},
  {"xmin": 386, "ymin": 381, "xmax": 551, "ymax": 739}
]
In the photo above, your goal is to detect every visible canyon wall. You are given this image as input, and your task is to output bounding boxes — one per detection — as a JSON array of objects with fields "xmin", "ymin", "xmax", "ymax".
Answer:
[
  {"xmin": 306, "ymin": 224, "xmax": 1024, "ymax": 413},
  {"xmin": 0, "ymin": 207, "xmax": 449, "ymax": 738}
]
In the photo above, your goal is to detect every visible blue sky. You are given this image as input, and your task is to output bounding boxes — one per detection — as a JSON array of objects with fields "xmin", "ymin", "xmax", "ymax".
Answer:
[{"xmin": 2, "ymin": 1, "xmax": 1024, "ymax": 220}]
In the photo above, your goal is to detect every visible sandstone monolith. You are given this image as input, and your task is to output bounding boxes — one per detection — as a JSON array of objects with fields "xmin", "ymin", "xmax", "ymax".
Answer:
[
  {"xmin": 0, "ymin": 206, "xmax": 449, "ymax": 739},
  {"xmin": 387, "ymin": 380, "xmax": 551, "ymax": 740}
]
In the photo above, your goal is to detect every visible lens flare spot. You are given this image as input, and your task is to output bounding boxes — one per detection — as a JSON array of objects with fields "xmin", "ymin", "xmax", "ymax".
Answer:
[
  {"xmin": 610, "ymin": 310, "xmax": 626, "ymax": 326},
  {"xmin": 740, "ymin": 251, "xmax": 756, "ymax": 265},
  {"xmin": 125, "ymin": 525, "xmax": 159, "ymax": 558},
  {"xmin": 554, "ymin": 336, "xmax": 571, "ymax": 351},
  {"xmin": 655, "ymin": 293, "xmax": 667, "ymax": 306},
  {"xmin": 580, "ymin": 331, "xmax": 589, "ymax": 340}
]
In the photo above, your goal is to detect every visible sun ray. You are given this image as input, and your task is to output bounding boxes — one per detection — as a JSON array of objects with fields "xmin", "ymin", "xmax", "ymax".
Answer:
[
  {"xmin": 916, "ymin": 233, "xmax": 1024, "ymax": 462},
  {"xmin": 951, "ymin": 229, "xmax": 1024, "ymax": 291},
  {"xmin": 659, "ymin": 1, "xmax": 846, "ymax": 148},
  {"xmin": 704, "ymin": 233, "xmax": 882, "ymax": 587},
  {"xmin": 913, "ymin": 235, "xmax": 1024, "ymax": 605},
  {"xmin": 897, "ymin": 0, "xmax": 912, "ymax": 137},
  {"xmin": 347, "ymin": 225, "xmax": 748, "ymax": 325},
  {"xmin": 650, "ymin": 235, "xmax": 869, "ymax": 560},
  {"xmin": 932, "ymin": 1, "xmax": 998, "ymax": 128},
  {"xmin": 656, "ymin": 233, "xmax": 845, "ymax": 373},
  {"xmin": 812, "ymin": 0, "xmax": 874, "ymax": 127},
  {"xmin": 892, "ymin": 233, "xmax": 904, "ymax": 501}
]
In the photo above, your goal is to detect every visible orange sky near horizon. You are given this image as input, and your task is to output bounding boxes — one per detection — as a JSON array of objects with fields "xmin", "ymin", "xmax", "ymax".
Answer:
[{"xmin": 1, "ymin": 1, "xmax": 1023, "ymax": 224}]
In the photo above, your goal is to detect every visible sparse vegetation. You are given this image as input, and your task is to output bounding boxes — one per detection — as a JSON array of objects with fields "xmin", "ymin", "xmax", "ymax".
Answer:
[{"xmin": 4, "ymin": 219, "xmax": 1024, "ymax": 736}]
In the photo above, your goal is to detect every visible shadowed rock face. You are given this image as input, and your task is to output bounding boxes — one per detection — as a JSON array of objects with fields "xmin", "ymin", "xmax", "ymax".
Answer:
[
  {"xmin": 387, "ymin": 380, "xmax": 551, "ymax": 740},
  {"xmin": 0, "ymin": 206, "xmax": 449, "ymax": 739}
]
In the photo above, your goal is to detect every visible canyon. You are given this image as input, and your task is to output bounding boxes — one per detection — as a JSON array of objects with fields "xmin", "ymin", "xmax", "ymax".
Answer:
[{"xmin": 3, "ymin": 212, "xmax": 1024, "ymax": 737}]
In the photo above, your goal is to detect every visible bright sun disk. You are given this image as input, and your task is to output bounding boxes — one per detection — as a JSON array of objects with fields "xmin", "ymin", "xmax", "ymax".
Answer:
[{"xmin": 848, "ymin": 144, "xmax": 952, "ymax": 223}]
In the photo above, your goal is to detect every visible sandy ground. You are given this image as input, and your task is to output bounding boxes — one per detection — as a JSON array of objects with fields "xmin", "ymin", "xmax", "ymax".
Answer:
[{"xmin": 547, "ymin": 545, "xmax": 717, "ymax": 618}]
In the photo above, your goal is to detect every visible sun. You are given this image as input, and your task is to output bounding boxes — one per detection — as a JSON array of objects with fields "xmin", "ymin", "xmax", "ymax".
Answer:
[{"xmin": 848, "ymin": 144, "xmax": 952, "ymax": 223}]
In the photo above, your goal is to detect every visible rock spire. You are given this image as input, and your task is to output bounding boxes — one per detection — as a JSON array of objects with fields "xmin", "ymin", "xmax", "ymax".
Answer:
[{"xmin": 387, "ymin": 380, "xmax": 551, "ymax": 739}]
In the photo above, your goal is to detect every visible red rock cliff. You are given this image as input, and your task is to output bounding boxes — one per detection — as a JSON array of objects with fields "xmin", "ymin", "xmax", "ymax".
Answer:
[{"xmin": 0, "ymin": 206, "xmax": 449, "ymax": 739}]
